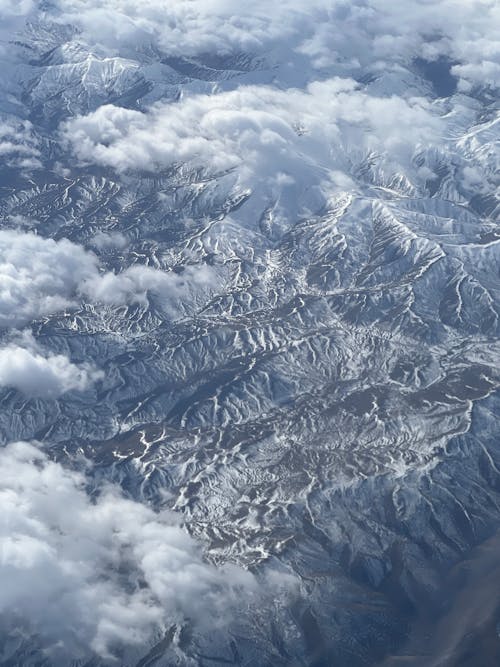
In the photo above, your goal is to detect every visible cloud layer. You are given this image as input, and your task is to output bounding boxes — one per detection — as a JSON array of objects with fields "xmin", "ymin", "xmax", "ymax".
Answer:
[
  {"xmin": 4, "ymin": 0, "xmax": 499, "ymax": 91},
  {"xmin": 0, "ymin": 440, "xmax": 254, "ymax": 662},
  {"xmin": 45, "ymin": 0, "xmax": 499, "ymax": 90}
]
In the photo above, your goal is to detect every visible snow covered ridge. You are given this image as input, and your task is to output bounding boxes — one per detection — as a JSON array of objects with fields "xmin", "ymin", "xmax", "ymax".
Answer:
[{"xmin": 0, "ymin": 0, "xmax": 498, "ymax": 665}]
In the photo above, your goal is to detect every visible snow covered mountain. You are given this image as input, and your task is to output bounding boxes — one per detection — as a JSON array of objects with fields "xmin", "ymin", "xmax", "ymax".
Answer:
[{"xmin": 0, "ymin": 1, "xmax": 499, "ymax": 665}]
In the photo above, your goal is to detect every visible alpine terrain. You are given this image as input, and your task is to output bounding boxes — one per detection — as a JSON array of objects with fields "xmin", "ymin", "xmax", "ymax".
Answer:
[{"xmin": 0, "ymin": 1, "xmax": 499, "ymax": 665}]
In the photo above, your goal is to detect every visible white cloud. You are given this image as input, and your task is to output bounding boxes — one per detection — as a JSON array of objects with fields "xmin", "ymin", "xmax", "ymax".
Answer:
[
  {"xmin": 60, "ymin": 77, "xmax": 443, "ymax": 236},
  {"xmin": 0, "ymin": 440, "xmax": 255, "ymax": 662},
  {"xmin": 2, "ymin": 0, "xmax": 498, "ymax": 95},
  {"xmin": 0, "ymin": 0, "xmax": 33, "ymax": 18},
  {"xmin": 44, "ymin": 0, "xmax": 500, "ymax": 91},
  {"xmin": 0, "ymin": 340, "xmax": 103, "ymax": 398},
  {"xmin": 80, "ymin": 263, "xmax": 215, "ymax": 307},
  {"xmin": 52, "ymin": 0, "xmax": 313, "ymax": 57},
  {"xmin": 0, "ymin": 230, "xmax": 214, "ymax": 328},
  {"xmin": 61, "ymin": 79, "xmax": 441, "ymax": 200},
  {"xmin": 452, "ymin": 61, "xmax": 500, "ymax": 90},
  {"xmin": 0, "ymin": 230, "xmax": 98, "ymax": 328},
  {"xmin": 91, "ymin": 230, "xmax": 128, "ymax": 251}
]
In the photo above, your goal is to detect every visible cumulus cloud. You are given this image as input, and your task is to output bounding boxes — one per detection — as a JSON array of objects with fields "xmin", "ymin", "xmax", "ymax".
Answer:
[
  {"xmin": 452, "ymin": 61, "xmax": 500, "ymax": 90},
  {"xmin": 0, "ymin": 440, "xmax": 254, "ymax": 662},
  {"xmin": 0, "ymin": 230, "xmax": 98, "ymax": 328},
  {"xmin": 0, "ymin": 230, "xmax": 213, "ymax": 328},
  {"xmin": 0, "ymin": 339, "xmax": 103, "ymax": 398},
  {"xmin": 61, "ymin": 79, "xmax": 441, "ymax": 196},
  {"xmin": 298, "ymin": 0, "xmax": 499, "ymax": 83}
]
